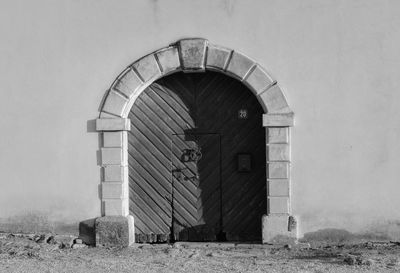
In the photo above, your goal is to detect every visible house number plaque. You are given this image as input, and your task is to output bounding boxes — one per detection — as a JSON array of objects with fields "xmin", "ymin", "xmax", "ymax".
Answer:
[{"xmin": 238, "ymin": 109, "xmax": 248, "ymax": 119}]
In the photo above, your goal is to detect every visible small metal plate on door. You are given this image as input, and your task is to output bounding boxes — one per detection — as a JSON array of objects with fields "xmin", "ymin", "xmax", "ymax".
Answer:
[{"xmin": 237, "ymin": 153, "xmax": 251, "ymax": 172}]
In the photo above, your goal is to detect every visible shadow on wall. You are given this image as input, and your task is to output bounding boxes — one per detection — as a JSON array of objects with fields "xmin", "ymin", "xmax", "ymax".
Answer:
[
  {"xmin": 299, "ymin": 228, "xmax": 393, "ymax": 246},
  {"xmin": 0, "ymin": 211, "xmax": 78, "ymax": 235}
]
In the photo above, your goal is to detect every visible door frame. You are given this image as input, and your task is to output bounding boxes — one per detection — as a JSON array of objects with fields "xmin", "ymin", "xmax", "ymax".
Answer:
[{"xmin": 94, "ymin": 38, "xmax": 297, "ymax": 245}]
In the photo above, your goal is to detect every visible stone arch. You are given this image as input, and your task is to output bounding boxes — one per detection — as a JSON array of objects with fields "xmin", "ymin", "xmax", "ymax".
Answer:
[
  {"xmin": 94, "ymin": 38, "xmax": 297, "ymax": 246},
  {"xmin": 99, "ymin": 38, "xmax": 293, "ymax": 123}
]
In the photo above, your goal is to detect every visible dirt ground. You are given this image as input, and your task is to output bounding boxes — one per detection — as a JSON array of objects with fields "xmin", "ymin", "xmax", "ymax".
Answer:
[{"xmin": 1, "ymin": 233, "xmax": 400, "ymax": 273}]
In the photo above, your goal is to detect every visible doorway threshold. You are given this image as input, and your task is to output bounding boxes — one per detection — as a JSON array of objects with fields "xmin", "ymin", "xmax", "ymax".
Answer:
[{"xmin": 173, "ymin": 241, "xmax": 269, "ymax": 249}]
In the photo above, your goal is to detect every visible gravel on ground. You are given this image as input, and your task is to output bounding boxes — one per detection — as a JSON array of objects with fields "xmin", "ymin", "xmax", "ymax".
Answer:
[{"xmin": 1, "ymin": 233, "xmax": 400, "ymax": 273}]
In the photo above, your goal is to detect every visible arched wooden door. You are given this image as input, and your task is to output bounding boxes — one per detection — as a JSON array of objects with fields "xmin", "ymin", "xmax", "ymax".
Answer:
[{"xmin": 128, "ymin": 71, "xmax": 266, "ymax": 242}]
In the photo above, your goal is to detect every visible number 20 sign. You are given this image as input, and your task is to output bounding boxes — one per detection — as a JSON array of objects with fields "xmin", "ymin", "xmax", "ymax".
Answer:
[{"xmin": 238, "ymin": 109, "xmax": 248, "ymax": 119}]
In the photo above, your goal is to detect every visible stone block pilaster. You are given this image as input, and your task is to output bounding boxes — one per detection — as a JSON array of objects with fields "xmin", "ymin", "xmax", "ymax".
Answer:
[
  {"xmin": 267, "ymin": 127, "xmax": 291, "ymax": 215},
  {"xmin": 263, "ymin": 113, "xmax": 298, "ymax": 243},
  {"xmin": 95, "ymin": 118, "xmax": 134, "ymax": 246},
  {"xmin": 96, "ymin": 118, "xmax": 130, "ymax": 217}
]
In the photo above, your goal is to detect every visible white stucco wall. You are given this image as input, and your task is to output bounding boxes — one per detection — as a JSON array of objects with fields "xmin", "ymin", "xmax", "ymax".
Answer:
[{"xmin": 1, "ymin": 0, "xmax": 399, "ymax": 237}]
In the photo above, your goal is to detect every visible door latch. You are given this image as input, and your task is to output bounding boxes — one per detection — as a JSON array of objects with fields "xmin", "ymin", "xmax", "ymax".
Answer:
[
  {"xmin": 180, "ymin": 148, "xmax": 202, "ymax": 162},
  {"xmin": 172, "ymin": 169, "xmax": 182, "ymax": 180}
]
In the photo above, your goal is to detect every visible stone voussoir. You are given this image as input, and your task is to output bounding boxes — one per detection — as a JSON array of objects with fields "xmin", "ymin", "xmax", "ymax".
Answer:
[
  {"xmin": 226, "ymin": 51, "xmax": 255, "ymax": 80},
  {"xmin": 132, "ymin": 53, "xmax": 161, "ymax": 82},
  {"xmin": 206, "ymin": 43, "xmax": 232, "ymax": 71},
  {"xmin": 259, "ymin": 84, "xmax": 291, "ymax": 114},
  {"xmin": 99, "ymin": 111, "xmax": 120, "ymax": 118},
  {"xmin": 178, "ymin": 38, "xmax": 207, "ymax": 71},
  {"xmin": 244, "ymin": 65, "xmax": 276, "ymax": 95},
  {"xmin": 102, "ymin": 90, "xmax": 129, "ymax": 117},
  {"xmin": 155, "ymin": 46, "xmax": 181, "ymax": 75},
  {"xmin": 112, "ymin": 67, "xmax": 143, "ymax": 99}
]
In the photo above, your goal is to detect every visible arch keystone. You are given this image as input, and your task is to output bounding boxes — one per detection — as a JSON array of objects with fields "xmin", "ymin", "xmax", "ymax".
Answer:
[{"xmin": 178, "ymin": 38, "xmax": 207, "ymax": 71}]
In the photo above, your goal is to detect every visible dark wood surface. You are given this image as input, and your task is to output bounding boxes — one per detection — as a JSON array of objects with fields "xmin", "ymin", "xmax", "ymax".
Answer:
[{"xmin": 128, "ymin": 71, "xmax": 266, "ymax": 243}]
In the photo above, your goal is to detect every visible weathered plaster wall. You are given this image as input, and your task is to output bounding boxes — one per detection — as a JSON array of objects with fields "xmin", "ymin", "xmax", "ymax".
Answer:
[{"xmin": 0, "ymin": 0, "xmax": 400, "ymax": 237}]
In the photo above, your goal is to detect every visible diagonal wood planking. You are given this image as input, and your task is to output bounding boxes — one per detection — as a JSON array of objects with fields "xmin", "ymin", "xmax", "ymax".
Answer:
[
  {"xmin": 128, "ymin": 71, "xmax": 266, "ymax": 242},
  {"xmin": 171, "ymin": 133, "xmax": 221, "ymax": 241}
]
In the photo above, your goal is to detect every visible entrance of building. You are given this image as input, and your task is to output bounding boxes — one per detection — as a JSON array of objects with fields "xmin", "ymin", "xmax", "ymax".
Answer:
[{"xmin": 128, "ymin": 71, "xmax": 266, "ymax": 243}]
